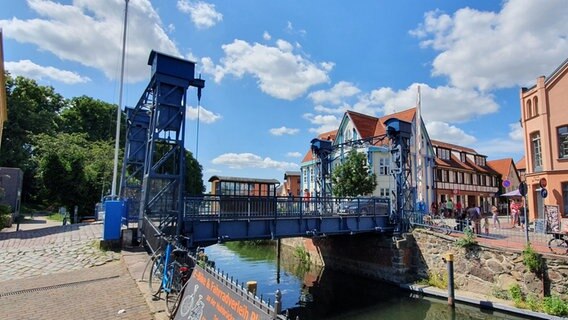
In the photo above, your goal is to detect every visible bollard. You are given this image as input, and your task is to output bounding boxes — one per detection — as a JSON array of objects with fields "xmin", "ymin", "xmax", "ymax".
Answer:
[
  {"xmin": 273, "ymin": 289, "xmax": 282, "ymax": 319},
  {"xmin": 444, "ymin": 252, "xmax": 455, "ymax": 307},
  {"xmin": 246, "ymin": 281, "xmax": 257, "ymax": 295}
]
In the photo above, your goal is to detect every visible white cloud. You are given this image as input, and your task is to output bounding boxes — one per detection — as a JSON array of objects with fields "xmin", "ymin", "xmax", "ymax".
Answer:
[
  {"xmin": 177, "ymin": 0, "xmax": 222, "ymax": 29},
  {"xmin": 212, "ymin": 153, "xmax": 299, "ymax": 170},
  {"xmin": 411, "ymin": 0, "xmax": 568, "ymax": 91},
  {"xmin": 371, "ymin": 83, "xmax": 498, "ymax": 123},
  {"xmin": 204, "ymin": 168, "xmax": 221, "ymax": 174},
  {"xmin": 285, "ymin": 21, "xmax": 306, "ymax": 36},
  {"xmin": 303, "ymin": 113, "xmax": 341, "ymax": 134},
  {"xmin": 286, "ymin": 152, "xmax": 302, "ymax": 158},
  {"xmin": 426, "ymin": 121, "xmax": 477, "ymax": 146},
  {"xmin": 5, "ymin": 60, "xmax": 90, "ymax": 84},
  {"xmin": 0, "ymin": 0, "xmax": 179, "ymax": 82},
  {"xmin": 201, "ymin": 39, "xmax": 332, "ymax": 100},
  {"xmin": 474, "ymin": 138, "xmax": 525, "ymax": 159},
  {"xmin": 263, "ymin": 31, "xmax": 271, "ymax": 41},
  {"xmin": 269, "ymin": 126, "xmax": 299, "ymax": 136},
  {"xmin": 186, "ymin": 106, "xmax": 221, "ymax": 123},
  {"xmin": 308, "ymin": 81, "xmax": 361, "ymax": 105},
  {"xmin": 508, "ymin": 122, "xmax": 524, "ymax": 141}
]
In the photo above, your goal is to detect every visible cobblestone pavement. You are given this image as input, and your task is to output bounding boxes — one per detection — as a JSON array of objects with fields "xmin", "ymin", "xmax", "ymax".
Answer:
[{"xmin": 0, "ymin": 221, "xmax": 155, "ymax": 319}]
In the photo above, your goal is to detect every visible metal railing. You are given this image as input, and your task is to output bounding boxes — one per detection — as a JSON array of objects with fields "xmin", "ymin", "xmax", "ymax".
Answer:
[{"xmin": 183, "ymin": 195, "xmax": 390, "ymax": 220}]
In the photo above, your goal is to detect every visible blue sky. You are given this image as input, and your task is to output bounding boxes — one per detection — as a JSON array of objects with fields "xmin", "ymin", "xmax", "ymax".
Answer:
[{"xmin": 2, "ymin": 0, "xmax": 568, "ymax": 187}]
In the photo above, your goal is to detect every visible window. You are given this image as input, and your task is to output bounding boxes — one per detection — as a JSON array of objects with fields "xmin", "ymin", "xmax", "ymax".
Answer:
[
  {"xmin": 558, "ymin": 126, "xmax": 568, "ymax": 159},
  {"xmin": 531, "ymin": 132, "xmax": 542, "ymax": 172},
  {"xmin": 379, "ymin": 158, "xmax": 390, "ymax": 175},
  {"xmin": 457, "ymin": 172, "xmax": 463, "ymax": 184},
  {"xmin": 436, "ymin": 169, "xmax": 442, "ymax": 182},
  {"xmin": 460, "ymin": 153, "xmax": 466, "ymax": 162},
  {"xmin": 303, "ymin": 169, "xmax": 307, "ymax": 184},
  {"xmin": 465, "ymin": 173, "xmax": 471, "ymax": 184},
  {"xmin": 442, "ymin": 170, "xmax": 449, "ymax": 182},
  {"xmin": 449, "ymin": 171, "xmax": 455, "ymax": 183},
  {"xmin": 475, "ymin": 156, "xmax": 486, "ymax": 166},
  {"xmin": 533, "ymin": 96, "xmax": 538, "ymax": 116},
  {"xmin": 310, "ymin": 168, "xmax": 314, "ymax": 183},
  {"xmin": 526, "ymin": 99, "xmax": 532, "ymax": 118},
  {"xmin": 438, "ymin": 148, "xmax": 450, "ymax": 160},
  {"xmin": 563, "ymin": 183, "xmax": 568, "ymax": 217},
  {"xmin": 380, "ymin": 188, "xmax": 389, "ymax": 197},
  {"xmin": 472, "ymin": 174, "xmax": 478, "ymax": 185}
]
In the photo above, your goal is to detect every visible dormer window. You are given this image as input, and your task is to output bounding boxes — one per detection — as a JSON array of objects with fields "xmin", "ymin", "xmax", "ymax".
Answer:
[{"xmin": 437, "ymin": 148, "xmax": 450, "ymax": 160}]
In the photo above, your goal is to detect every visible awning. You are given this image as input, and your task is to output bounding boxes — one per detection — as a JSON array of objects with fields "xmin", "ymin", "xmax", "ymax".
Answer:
[{"xmin": 501, "ymin": 189, "xmax": 521, "ymax": 197}]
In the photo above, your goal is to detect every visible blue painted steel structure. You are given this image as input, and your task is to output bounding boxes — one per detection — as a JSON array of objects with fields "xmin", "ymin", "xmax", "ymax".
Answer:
[
  {"xmin": 182, "ymin": 196, "xmax": 392, "ymax": 247},
  {"xmin": 119, "ymin": 50, "xmax": 204, "ymax": 240},
  {"xmin": 120, "ymin": 50, "xmax": 417, "ymax": 249}
]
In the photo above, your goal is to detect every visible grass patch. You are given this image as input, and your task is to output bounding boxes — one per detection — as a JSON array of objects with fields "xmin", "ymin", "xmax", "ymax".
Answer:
[
  {"xmin": 522, "ymin": 243, "xmax": 543, "ymax": 273},
  {"xmin": 46, "ymin": 212, "xmax": 66, "ymax": 222},
  {"xmin": 416, "ymin": 271, "xmax": 448, "ymax": 289},
  {"xmin": 507, "ymin": 283, "xmax": 568, "ymax": 317},
  {"xmin": 455, "ymin": 227, "xmax": 478, "ymax": 248}
]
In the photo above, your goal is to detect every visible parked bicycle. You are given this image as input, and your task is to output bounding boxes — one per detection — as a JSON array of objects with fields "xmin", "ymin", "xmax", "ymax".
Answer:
[
  {"xmin": 423, "ymin": 213, "xmax": 452, "ymax": 235},
  {"xmin": 147, "ymin": 234, "xmax": 193, "ymax": 315},
  {"xmin": 548, "ymin": 232, "xmax": 568, "ymax": 255}
]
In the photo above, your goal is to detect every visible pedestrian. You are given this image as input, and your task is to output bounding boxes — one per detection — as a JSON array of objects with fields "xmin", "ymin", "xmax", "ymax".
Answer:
[
  {"xmin": 440, "ymin": 201, "xmax": 447, "ymax": 218},
  {"xmin": 456, "ymin": 201, "xmax": 462, "ymax": 217},
  {"xmin": 491, "ymin": 205, "xmax": 501, "ymax": 229},
  {"xmin": 430, "ymin": 201, "xmax": 438, "ymax": 215},
  {"xmin": 510, "ymin": 199, "xmax": 520, "ymax": 228},
  {"xmin": 483, "ymin": 214, "xmax": 490, "ymax": 235},
  {"xmin": 446, "ymin": 199, "xmax": 454, "ymax": 218},
  {"xmin": 467, "ymin": 205, "xmax": 481, "ymax": 234}
]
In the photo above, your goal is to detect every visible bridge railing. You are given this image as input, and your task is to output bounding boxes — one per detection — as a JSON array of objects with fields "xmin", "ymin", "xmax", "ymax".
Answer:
[{"xmin": 183, "ymin": 195, "xmax": 390, "ymax": 219}]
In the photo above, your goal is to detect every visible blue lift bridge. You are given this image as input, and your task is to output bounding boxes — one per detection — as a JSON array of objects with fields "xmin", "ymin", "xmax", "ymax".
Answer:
[{"xmin": 117, "ymin": 50, "xmax": 417, "ymax": 251}]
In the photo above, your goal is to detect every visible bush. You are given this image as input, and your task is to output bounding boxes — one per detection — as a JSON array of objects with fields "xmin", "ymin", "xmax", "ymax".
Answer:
[
  {"xmin": 0, "ymin": 214, "xmax": 11, "ymax": 228},
  {"xmin": 522, "ymin": 243, "xmax": 543, "ymax": 273},
  {"xmin": 455, "ymin": 227, "xmax": 478, "ymax": 248},
  {"xmin": 509, "ymin": 284, "xmax": 524, "ymax": 304},
  {"xmin": 0, "ymin": 204, "xmax": 11, "ymax": 215},
  {"xmin": 425, "ymin": 271, "xmax": 448, "ymax": 289},
  {"xmin": 542, "ymin": 296, "xmax": 568, "ymax": 316}
]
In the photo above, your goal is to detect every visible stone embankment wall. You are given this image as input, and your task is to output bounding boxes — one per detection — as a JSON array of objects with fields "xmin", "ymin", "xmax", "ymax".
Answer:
[
  {"xmin": 412, "ymin": 230, "xmax": 568, "ymax": 299},
  {"xmin": 281, "ymin": 230, "xmax": 568, "ymax": 300}
]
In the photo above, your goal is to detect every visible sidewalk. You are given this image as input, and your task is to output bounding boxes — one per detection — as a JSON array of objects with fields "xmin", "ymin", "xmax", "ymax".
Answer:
[{"xmin": 0, "ymin": 216, "xmax": 156, "ymax": 320}]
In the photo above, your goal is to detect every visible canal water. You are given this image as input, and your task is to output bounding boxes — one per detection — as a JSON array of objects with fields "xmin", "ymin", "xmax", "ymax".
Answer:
[{"xmin": 204, "ymin": 242, "xmax": 531, "ymax": 320}]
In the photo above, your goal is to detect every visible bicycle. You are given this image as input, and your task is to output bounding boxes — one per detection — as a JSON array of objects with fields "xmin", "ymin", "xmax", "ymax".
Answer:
[
  {"xmin": 548, "ymin": 232, "xmax": 568, "ymax": 255},
  {"xmin": 147, "ymin": 234, "xmax": 192, "ymax": 315},
  {"xmin": 423, "ymin": 213, "xmax": 452, "ymax": 235}
]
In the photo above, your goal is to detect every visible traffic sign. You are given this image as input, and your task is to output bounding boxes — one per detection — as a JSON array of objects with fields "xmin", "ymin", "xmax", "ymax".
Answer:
[
  {"xmin": 539, "ymin": 178, "xmax": 547, "ymax": 188},
  {"xmin": 541, "ymin": 188, "xmax": 548, "ymax": 198},
  {"xmin": 502, "ymin": 180, "xmax": 511, "ymax": 188},
  {"xmin": 519, "ymin": 182, "xmax": 527, "ymax": 196}
]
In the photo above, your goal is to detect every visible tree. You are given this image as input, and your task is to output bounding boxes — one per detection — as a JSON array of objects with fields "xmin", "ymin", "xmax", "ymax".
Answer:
[
  {"xmin": 185, "ymin": 149, "xmax": 205, "ymax": 195},
  {"xmin": 60, "ymin": 96, "xmax": 122, "ymax": 142},
  {"xmin": 1, "ymin": 74, "xmax": 66, "ymax": 203},
  {"xmin": 331, "ymin": 150, "xmax": 377, "ymax": 197}
]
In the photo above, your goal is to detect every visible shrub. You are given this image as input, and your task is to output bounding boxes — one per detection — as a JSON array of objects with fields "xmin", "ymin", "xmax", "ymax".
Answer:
[
  {"xmin": 542, "ymin": 296, "xmax": 568, "ymax": 316},
  {"xmin": 426, "ymin": 271, "xmax": 448, "ymax": 289},
  {"xmin": 455, "ymin": 227, "xmax": 478, "ymax": 248},
  {"xmin": 509, "ymin": 284, "xmax": 524, "ymax": 303},
  {"xmin": 0, "ymin": 204, "xmax": 11, "ymax": 215},
  {"xmin": 522, "ymin": 243, "xmax": 543, "ymax": 273}
]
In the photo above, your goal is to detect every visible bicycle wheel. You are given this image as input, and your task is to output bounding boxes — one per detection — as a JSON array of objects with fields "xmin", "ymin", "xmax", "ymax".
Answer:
[
  {"xmin": 548, "ymin": 237, "xmax": 568, "ymax": 255},
  {"xmin": 165, "ymin": 261, "xmax": 184, "ymax": 315},
  {"xmin": 148, "ymin": 254, "xmax": 164, "ymax": 296}
]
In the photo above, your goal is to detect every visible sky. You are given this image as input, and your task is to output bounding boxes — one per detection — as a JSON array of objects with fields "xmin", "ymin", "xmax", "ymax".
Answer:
[{"xmin": 2, "ymin": 0, "xmax": 568, "ymax": 188}]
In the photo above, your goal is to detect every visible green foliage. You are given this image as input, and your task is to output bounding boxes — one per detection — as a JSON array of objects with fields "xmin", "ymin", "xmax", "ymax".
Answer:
[
  {"xmin": 509, "ymin": 283, "xmax": 524, "ymax": 303},
  {"xmin": 185, "ymin": 150, "xmax": 205, "ymax": 195},
  {"xmin": 522, "ymin": 243, "xmax": 543, "ymax": 273},
  {"xmin": 425, "ymin": 271, "xmax": 448, "ymax": 289},
  {"xmin": 60, "ymin": 96, "xmax": 120, "ymax": 142},
  {"xmin": 331, "ymin": 150, "xmax": 377, "ymax": 197},
  {"xmin": 0, "ymin": 214, "xmax": 11, "ymax": 228},
  {"xmin": 542, "ymin": 296, "xmax": 568, "ymax": 316},
  {"xmin": 455, "ymin": 227, "xmax": 478, "ymax": 248},
  {"xmin": 491, "ymin": 286, "xmax": 509, "ymax": 300},
  {"xmin": 506, "ymin": 283, "xmax": 568, "ymax": 316},
  {"xmin": 0, "ymin": 204, "xmax": 11, "ymax": 215},
  {"xmin": 294, "ymin": 246, "xmax": 311, "ymax": 266}
]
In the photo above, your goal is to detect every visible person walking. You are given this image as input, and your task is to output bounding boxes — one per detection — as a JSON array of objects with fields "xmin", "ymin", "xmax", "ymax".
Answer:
[
  {"xmin": 491, "ymin": 205, "xmax": 501, "ymax": 230},
  {"xmin": 446, "ymin": 199, "xmax": 455, "ymax": 218},
  {"xmin": 510, "ymin": 199, "xmax": 520, "ymax": 228}
]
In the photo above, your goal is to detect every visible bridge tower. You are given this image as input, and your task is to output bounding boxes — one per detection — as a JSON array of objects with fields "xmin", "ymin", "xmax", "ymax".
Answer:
[
  {"xmin": 120, "ymin": 51, "xmax": 204, "ymax": 247},
  {"xmin": 385, "ymin": 118, "xmax": 415, "ymax": 234}
]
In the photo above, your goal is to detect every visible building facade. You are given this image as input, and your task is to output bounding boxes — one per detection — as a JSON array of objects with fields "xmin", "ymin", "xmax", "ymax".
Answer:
[
  {"xmin": 520, "ymin": 58, "xmax": 568, "ymax": 220},
  {"xmin": 281, "ymin": 171, "xmax": 301, "ymax": 197},
  {"xmin": 431, "ymin": 140, "xmax": 500, "ymax": 212},
  {"xmin": 301, "ymin": 108, "xmax": 436, "ymax": 210}
]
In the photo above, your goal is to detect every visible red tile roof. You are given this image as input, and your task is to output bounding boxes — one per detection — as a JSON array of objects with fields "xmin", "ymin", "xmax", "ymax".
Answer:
[
  {"xmin": 346, "ymin": 111, "xmax": 379, "ymax": 138},
  {"xmin": 515, "ymin": 156, "xmax": 526, "ymax": 170},
  {"xmin": 431, "ymin": 139, "xmax": 477, "ymax": 154},
  {"xmin": 301, "ymin": 129, "xmax": 337, "ymax": 163},
  {"xmin": 487, "ymin": 158, "xmax": 514, "ymax": 178}
]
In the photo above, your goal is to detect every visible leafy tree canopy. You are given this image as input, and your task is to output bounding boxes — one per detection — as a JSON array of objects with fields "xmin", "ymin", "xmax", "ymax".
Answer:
[{"xmin": 331, "ymin": 150, "xmax": 377, "ymax": 197}]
